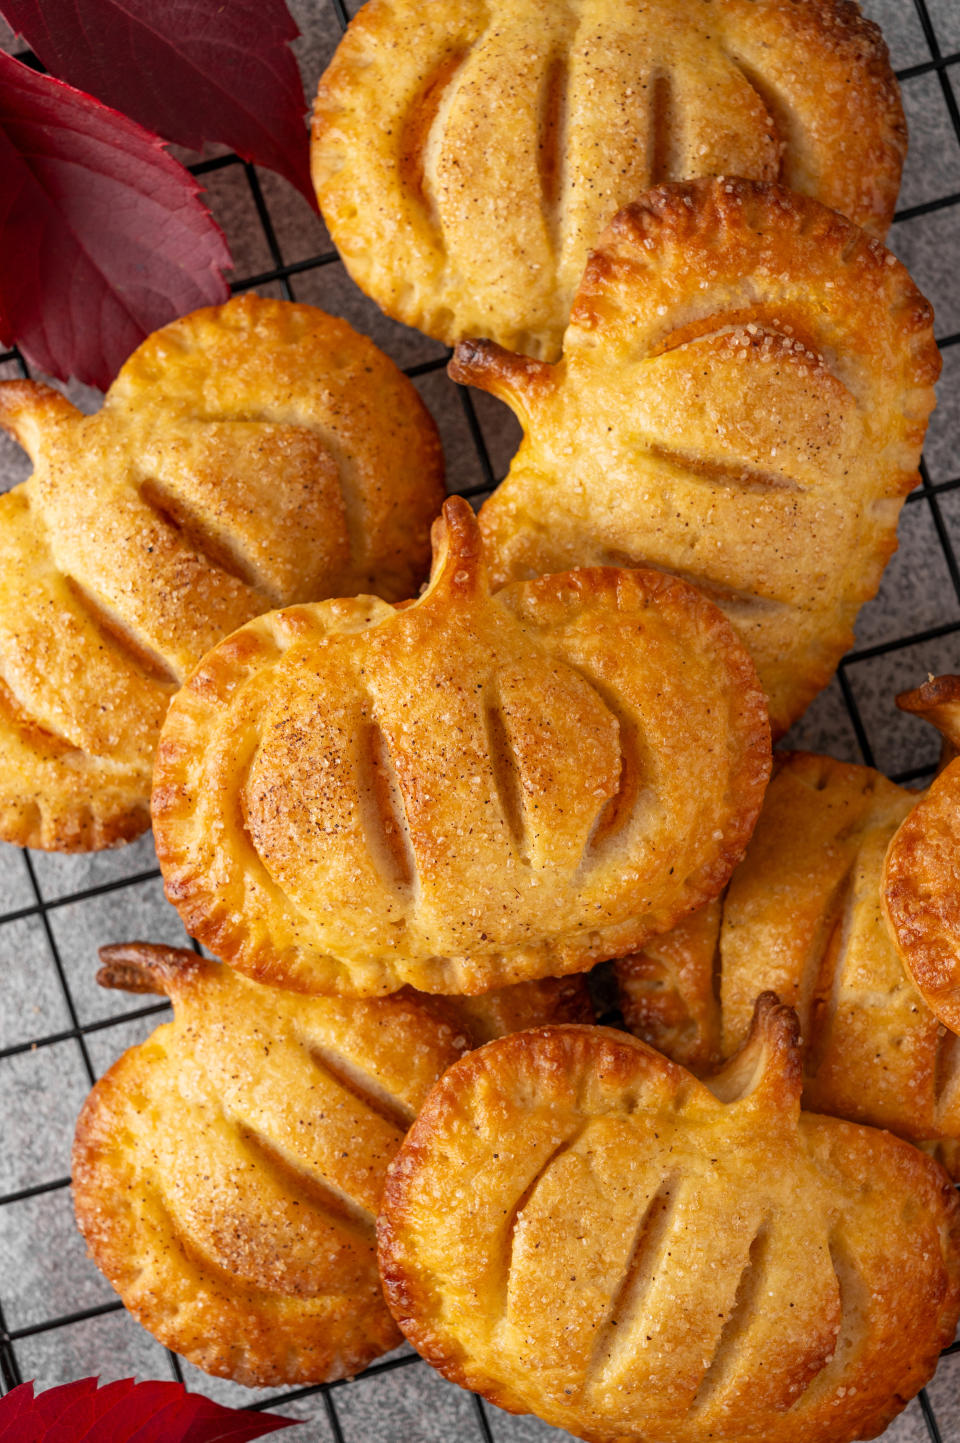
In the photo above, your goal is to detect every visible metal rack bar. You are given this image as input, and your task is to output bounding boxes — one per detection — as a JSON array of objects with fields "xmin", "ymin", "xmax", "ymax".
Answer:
[{"xmin": 919, "ymin": 1387, "xmax": 944, "ymax": 1443}]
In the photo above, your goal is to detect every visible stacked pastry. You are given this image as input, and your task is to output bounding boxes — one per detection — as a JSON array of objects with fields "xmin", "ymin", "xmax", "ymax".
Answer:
[
  {"xmin": 617, "ymin": 677, "xmax": 960, "ymax": 1159},
  {"xmin": 0, "ymin": 1, "xmax": 957, "ymax": 1439},
  {"xmin": 0, "ymin": 295, "xmax": 445, "ymax": 848}
]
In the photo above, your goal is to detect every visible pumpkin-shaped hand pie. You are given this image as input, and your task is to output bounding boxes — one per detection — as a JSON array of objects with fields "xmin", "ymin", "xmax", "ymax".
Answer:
[
  {"xmin": 455, "ymin": 179, "xmax": 939, "ymax": 736},
  {"xmin": 0, "ymin": 294, "xmax": 444, "ymax": 852},
  {"xmin": 616, "ymin": 678, "xmax": 960, "ymax": 1152},
  {"xmin": 72, "ymin": 942, "xmax": 591, "ymax": 1386},
  {"xmin": 153, "ymin": 496, "xmax": 771, "ymax": 998},
  {"xmin": 311, "ymin": 0, "xmax": 904, "ymax": 359},
  {"xmin": 378, "ymin": 1002, "xmax": 960, "ymax": 1443}
]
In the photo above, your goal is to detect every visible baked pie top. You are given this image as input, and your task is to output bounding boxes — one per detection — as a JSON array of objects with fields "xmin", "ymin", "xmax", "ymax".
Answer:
[
  {"xmin": 312, "ymin": 0, "xmax": 905, "ymax": 359},
  {"xmin": 0, "ymin": 295, "xmax": 443, "ymax": 851},
  {"xmin": 154, "ymin": 496, "xmax": 770, "ymax": 997},
  {"xmin": 458, "ymin": 179, "xmax": 939, "ymax": 736},
  {"xmin": 378, "ymin": 1001, "xmax": 960, "ymax": 1443},
  {"xmin": 72, "ymin": 941, "xmax": 591, "ymax": 1386}
]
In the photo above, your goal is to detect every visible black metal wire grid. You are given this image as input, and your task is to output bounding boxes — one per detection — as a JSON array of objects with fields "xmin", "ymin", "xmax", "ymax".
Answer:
[{"xmin": 0, "ymin": 0, "xmax": 959, "ymax": 1436}]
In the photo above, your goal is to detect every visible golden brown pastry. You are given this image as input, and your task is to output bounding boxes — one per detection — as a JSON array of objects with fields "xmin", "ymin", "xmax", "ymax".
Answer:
[
  {"xmin": 0, "ymin": 295, "xmax": 444, "ymax": 852},
  {"xmin": 154, "ymin": 496, "xmax": 771, "ymax": 997},
  {"xmin": 617, "ymin": 679, "xmax": 960, "ymax": 1147},
  {"xmin": 311, "ymin": 0, "xmax": 905, "ymax": 359},
  {"xmin": 454, "ymin": 179, "xmax": 939, "ymax": 737},
  {"xmin": 378, "ymin": 1001, "xmax": 960, "ymax": 1442},
  {"xmin": 429, "ymin": 972, "xmax": 595, "ymax": 1044},
  {"xmin": 72, "ymin": 941, "xmax": 591, "ymax": 1386},
  {"xmin": 885, "ymin": 676, "xmax": 960, "ymax": 1032}
]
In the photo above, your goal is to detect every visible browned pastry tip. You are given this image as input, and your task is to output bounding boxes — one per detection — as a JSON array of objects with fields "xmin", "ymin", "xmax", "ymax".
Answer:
[
  {"xmin": 0, "ymin": 379, "xmax": 80, "ymax": 457},
  {"xmin": 448, "ymin": 340, "xmax": 555, "ymax": 411},
  {"xmin": 96, "ymin": 940, "xmax": 207, "ymax": 996},
  {"xmin": 897, "ymin": 673, "xmax": 960, "ymax": 763},
  {"xmin": 703, "ymin": 989, "xmax": 803, "ymax": 1108},
  {"xmin": 425, "ymin": 491, "xmax": 485, "ymax": 590}
]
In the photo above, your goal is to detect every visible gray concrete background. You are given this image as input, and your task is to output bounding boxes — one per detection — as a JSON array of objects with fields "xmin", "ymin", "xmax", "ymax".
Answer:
[{"xmin": 0, "ymin": 1, "xmax": 958, "ymax": 1438}]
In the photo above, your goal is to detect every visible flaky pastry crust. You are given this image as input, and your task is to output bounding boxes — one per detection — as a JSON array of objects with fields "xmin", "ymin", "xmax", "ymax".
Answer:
[
  {"xmin": 457, "ymin": 178, "xmax": 939, "ymax": 737},
  {"xmin": 312, "ymin": 0, "xmax": 905, "ymax": 359},
  {"xmin": 885, "ymin": 676, "xmax": 960, "ymax": 1032},
  {"xmin": 378, "ymin": 1002, "xmax": 960, "ymax": 1442},
  {"xmin": 0, "ymin": 295, "xmax": 444, "ymax": 851},
  {"xmin": 154, "ymin": 496, "xmax": 770, "ymax": 997},
  {"xmin": 618, "ymin": 681, "xmax": 960, "ymax": 1148},
  {"xmin": 72, "ymin": 942, "xmax": 590, "ymax": 1386}
]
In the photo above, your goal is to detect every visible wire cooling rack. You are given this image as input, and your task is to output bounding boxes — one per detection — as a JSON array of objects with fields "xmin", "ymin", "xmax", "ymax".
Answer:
[{"xmin": 1, "ymin": 0, "xmax": 960, "ymax": 1438}]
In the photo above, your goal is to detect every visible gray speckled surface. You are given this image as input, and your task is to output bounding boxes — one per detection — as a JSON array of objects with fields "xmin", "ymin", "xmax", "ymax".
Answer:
[{"xmin": 0, "ymin": 1, "xmax": 959, "ymax": 1439}]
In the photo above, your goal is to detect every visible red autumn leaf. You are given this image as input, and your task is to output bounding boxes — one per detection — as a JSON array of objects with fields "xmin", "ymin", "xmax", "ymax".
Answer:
[
  {"xmin": 0, "ymin": 1377, "xmax": 298, "ymax": 1442},
  {"xmin": 0, "ymin": 0, "xmax": 316, "ymax": 207},
  {"xmin": 0, "ymin": 51, "xmax": 231, "ymax": 388}
]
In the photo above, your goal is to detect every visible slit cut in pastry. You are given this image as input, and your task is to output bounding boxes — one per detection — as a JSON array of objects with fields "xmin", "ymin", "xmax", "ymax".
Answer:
[
  {"xmin": 0, "ymin": 295, "xmax": 445, "ymax": 852},
  {"xmin": 456, "ymin": 178, "xmax": 940, "ymax": 738},
  {"xmin": 72, "ymin": 942, "xmax": 593, "ymax": 1387},
  {"xmin": 312, "ymin": 0, "xmax": 905, "ymax": 358},
  {"xmin": 153, "ymin": 495, "xmax": 771, "ymax": 998},
  {"xmin": 616, "ymin": 676, "xmax": 960, "ymax": 1154},
  {"xmin": 378, "ymin": 1000, "xmax": 960, "ymax": 1443}
]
